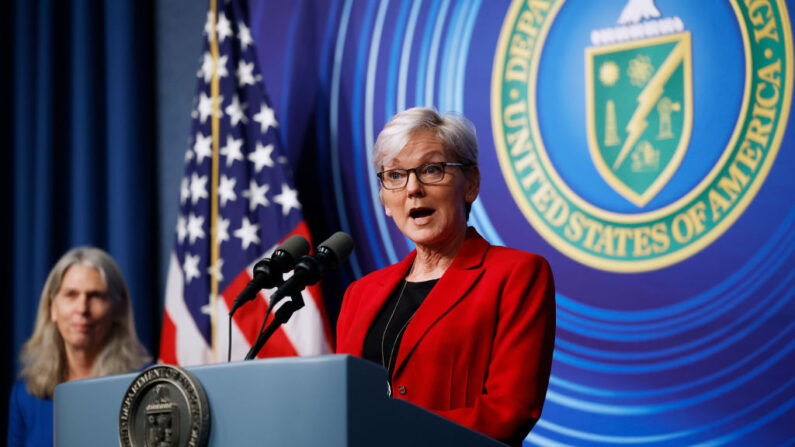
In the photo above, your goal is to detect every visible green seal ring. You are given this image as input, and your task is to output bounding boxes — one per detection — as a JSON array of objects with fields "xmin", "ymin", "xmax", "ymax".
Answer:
[{"xmin": 491, "ymin": 0, "xmax": 793, "ymax": 272}]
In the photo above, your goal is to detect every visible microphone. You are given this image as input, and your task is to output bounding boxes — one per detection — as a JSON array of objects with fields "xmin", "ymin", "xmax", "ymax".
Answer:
[
  {"xmin": 268, "ymin": 232, "xmax": 354, "ymax": 306},
  {"xmin": 228, "ymin": 234, "xmax": 310, "ymax": 316}
]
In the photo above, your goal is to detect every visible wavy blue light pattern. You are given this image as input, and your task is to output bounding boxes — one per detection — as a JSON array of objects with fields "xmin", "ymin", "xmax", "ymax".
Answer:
[
  {"xmin": 328, "ymin": 0, "xmax": 362, "ymax": 278},
  {"xmin": 365, "ymin": 0, "xmax": 400, "ymax": 266},
  {"xmin": 397, "ymin": 0, "xmax": 424, "ymax": 113},
  {"xmin": 318, "ymin": 1, "xmax": 795, "ymax": 444},
  {"xmin": 556, "ymin": 208, "xmax": 795, "ymax": 322},
  {"xmin": 424, "ymin": 0, "xmax": 451, "ymax": 105},
  {"xmin": 549, "ymin": 319, "xmax": 795, "ymax": 399}
]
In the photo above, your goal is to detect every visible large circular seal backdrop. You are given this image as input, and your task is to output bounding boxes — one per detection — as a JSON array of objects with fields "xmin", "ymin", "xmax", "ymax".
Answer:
[{"xmin": 247, "ymin": 0, "xmax": 795, "ymax": 444}]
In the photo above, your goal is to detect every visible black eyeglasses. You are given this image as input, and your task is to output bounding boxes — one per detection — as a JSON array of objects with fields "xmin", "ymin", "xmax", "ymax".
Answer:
[{"xmin": 376, "ymin": 162, "xmax": 469, "ymax": 190}]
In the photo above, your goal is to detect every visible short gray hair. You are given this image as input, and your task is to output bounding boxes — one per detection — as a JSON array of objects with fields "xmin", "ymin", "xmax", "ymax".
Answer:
[
  {"xmin": 19, "ymin": 246, "xmax": 151, "ymax": 398},
  {"xmin": 372, "ymin": 107, "xmax": 479, "ymax": 171}
]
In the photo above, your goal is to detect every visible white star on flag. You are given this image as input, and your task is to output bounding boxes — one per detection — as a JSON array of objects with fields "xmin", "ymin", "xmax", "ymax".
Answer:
[
  {"xmin": 237, "ymin": 60, "xmax": 256, "ymax": 87},
  {"xmin": 207, "ymin": 258, "xmax": 224, "ymax": 282},
  {"xmin": 216, "ymin": 55, "xmax": 229, "ymax": 79},
  {"xmin": 183, "ymin": 252, "xmax": 201, "ymax": 284},
  {"xmin": 220, "ymin": 135, "xmax": 244, "ymax": 167},
  {"xmin": 242, "ymin": 179, "xmax": 270, "ymax": 211},
  {"xmin": 180, "ymin": 178, "xmax": 190, "ymax": 204},
  {"xmin": 225, "ymin": 95, "xmax": 248, "ymax": 126},
  {"xmin": 197, "ymin": 92, "xmax": 215, "ymax": 124},
  {"xmin": 216, "ymin": 12, "xmax": 233, "ymax": 42},
  {"xmin": 216, "ymin": 217, "xmax": 230, "ymax": 244},
  {"xmin": 199, "ymin": 52, "xmax": 214, "ymax": 83},
  {"xmin": 273, "ymin": 183, "xmax": 301, "ymax": 216},
  {"xmin": 218, "ymin": 174, "xmax": 237, "ymax": 206},
  {"xmin": 190, "ymin": 173, "xmax": 209, "ymax": 204},
  {"xmin": 187, "ymin": 213, "xmax": 206, "ymax": 244},
  {"xmin": 233, "ymin": 217, "xmax": 260, "ymax": 249},
  {"xmin": 203, "ymin": 10, "xmax": 214, "ymax": 36},
  {"xmin": 238, "ymin": 21, "xmax": 253, "ymax": 50},
  {"xmin": 194, "ymin": 132, "xmax": 213, "ymax": 164},
  {"xmin": 177, "ymin": 215, "xmax": 187, "ymax": 243},
  {"xmin": 253, "ymin": 104, "xmax": 278, "ymax": 134},
  {"xmin": 248, "ymin": 142, "xmax": 274, "ymax": 172}
]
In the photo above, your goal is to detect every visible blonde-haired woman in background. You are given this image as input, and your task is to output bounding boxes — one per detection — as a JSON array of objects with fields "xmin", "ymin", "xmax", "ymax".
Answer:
[{"xmin": 7, "ymin": 247, "xmax": 151, "ymax": 447}]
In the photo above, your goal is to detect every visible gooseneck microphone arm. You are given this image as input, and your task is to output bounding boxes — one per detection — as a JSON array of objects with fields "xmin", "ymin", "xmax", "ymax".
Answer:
[{"xmin": 244, "ymin": 291, "xmax": 304, "ymax": 360}]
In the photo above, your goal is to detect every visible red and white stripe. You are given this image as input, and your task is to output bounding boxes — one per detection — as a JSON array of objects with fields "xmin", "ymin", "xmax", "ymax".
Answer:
[{"xmin": 159, "ymin": 222, "xmax": 332, "ymax": 365}]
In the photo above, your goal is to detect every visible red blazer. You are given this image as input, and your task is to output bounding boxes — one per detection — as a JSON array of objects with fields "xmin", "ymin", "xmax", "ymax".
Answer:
[{"xmin": 336, "ymin": 228, "xmax": 556, "ymax": 446}]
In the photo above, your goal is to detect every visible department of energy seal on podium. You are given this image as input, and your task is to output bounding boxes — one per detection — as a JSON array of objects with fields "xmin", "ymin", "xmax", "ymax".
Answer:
[
  {"xmin": 492, "ymin": 0, "xmax": 793, "ymax": 272},
  {"xmin": 119, "ymin": 364, "xmax": 210, "ymax": 447}
]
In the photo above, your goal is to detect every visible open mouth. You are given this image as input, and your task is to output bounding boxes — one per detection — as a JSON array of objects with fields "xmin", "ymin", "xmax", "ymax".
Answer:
[{"xmin": 410, "ymin": 208, "xmax": 435, "ymax": 219}]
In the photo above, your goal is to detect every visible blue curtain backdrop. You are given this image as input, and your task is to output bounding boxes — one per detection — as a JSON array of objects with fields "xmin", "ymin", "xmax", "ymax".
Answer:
[
  {"xmin": 8, "ymin": 2, "xmax": 158, "ymax": 437},
  {"xmin": 1, "ymin": 3, "xmax": 15, "ymax": 443}
]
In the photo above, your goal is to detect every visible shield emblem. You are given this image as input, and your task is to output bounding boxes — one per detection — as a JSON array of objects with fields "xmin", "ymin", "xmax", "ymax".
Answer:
[
  {"xmin": 585, "ymin": 32, "xmax": 693, "ymax": 207},
  {"xmin": 144, "ymin": 385, "xmax": 181, "ymax": 447}
]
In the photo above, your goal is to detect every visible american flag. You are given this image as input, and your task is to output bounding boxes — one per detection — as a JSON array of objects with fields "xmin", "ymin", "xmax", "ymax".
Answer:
[{"xmin": 159, "ymin": 0, "xmax": 332, "ymax": 365}]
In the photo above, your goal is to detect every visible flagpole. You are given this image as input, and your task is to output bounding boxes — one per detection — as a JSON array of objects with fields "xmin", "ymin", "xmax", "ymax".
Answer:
[{"xmin": 208, "ymin": 0, "xmax": 220, "ymax": 362}]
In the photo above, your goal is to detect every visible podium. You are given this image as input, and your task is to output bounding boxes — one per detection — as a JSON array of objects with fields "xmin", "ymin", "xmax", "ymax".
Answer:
[{"xmin": 54, "ymin": 355, "xmax": 505, "ymax": 446}]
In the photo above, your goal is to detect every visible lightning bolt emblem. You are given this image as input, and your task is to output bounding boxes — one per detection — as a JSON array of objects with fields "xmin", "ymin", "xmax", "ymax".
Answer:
[{"xmin": 612, "ymin": 41, "xmax": 686, "ymax": 170}]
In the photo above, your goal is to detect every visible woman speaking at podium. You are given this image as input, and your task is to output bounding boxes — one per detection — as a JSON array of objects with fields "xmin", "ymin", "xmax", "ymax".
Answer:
[
  {"xmin": 336, "ymin": 108, "xmax": 556, "ymax": 446},
  {"xmin": 8, "ymin": 247, "xmax": 151, "ymax": 447}
]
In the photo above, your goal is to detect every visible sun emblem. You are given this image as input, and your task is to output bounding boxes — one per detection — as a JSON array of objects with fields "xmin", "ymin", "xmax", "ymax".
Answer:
[
  {"xmin": 598, "ymin": 61, "xmax": 620, "ymax": 86},
  {"xmin": 627, "ymin": 54, "xmax": 654, "ymax": 86}
]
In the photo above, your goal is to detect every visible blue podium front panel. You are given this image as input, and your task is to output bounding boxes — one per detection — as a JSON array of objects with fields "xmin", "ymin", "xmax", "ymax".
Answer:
[{"xmin": 54, "ymin": 355, "xmax": 504, "ymax": 446}]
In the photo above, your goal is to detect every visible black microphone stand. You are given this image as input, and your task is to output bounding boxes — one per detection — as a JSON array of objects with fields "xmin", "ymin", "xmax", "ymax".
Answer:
[{"xmin": 244, "ymin": 291, "xmax": 305, "ymax": 360}]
